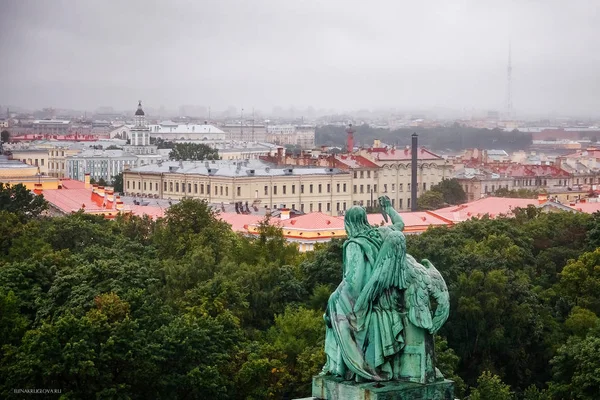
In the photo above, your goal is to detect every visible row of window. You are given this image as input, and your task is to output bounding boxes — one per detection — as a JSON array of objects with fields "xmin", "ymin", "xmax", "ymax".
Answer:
[
  {"xmin": 22, "ymin": 158, "xmax": 45, "ymax": 166},
  {"xmin": 352, "ymin": 182, "xmax": 428, "ymax": 194}
]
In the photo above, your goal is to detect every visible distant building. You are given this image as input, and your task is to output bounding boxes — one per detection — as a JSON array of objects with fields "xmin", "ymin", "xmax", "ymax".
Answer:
[
  {"xmin": 32, "ymin": 119, "xmax": 71, "ymax": 135},
  {"xmin": 220, "ymin": 123, "xmax": 267, "ymax": 142},
  {"xmin": 265, "ymin": 124, "xmax": 316, "ymax": 149},
  {"xmin": 66, "ymin": 101, "xmax": 162, "ymax": 182}
]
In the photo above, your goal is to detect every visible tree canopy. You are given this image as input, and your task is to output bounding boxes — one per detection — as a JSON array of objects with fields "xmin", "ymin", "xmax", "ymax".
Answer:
[
  {"xmin": 169, "ymin": 143, "xmax": 219, "ymax": 161},
  {"xmin": 0, "ymin": 186, "xmax": 599, "ymax": 399}
]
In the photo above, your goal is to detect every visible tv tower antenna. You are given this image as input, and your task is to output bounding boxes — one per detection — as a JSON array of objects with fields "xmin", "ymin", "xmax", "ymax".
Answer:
[{"xmin": 506, "ymin": 41, "xmax": 513, "ymax": 119}]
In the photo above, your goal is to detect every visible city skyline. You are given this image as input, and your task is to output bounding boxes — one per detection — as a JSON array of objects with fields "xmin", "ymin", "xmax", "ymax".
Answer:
[{"xmin": 1, "ymin": 0, "xmax": 599, "ymax": 116}]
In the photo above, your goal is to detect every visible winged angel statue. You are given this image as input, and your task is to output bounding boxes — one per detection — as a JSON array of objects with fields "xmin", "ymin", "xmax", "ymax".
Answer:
[{"xmin": 321, "ymin": 196, "xmax": 449, "ymax": 383}]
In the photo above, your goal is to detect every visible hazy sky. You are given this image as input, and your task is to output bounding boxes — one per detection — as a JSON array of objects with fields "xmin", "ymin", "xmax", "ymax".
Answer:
[{"xmin": 1, "ymin": 0, "xmax": 599, "ymax": 115}]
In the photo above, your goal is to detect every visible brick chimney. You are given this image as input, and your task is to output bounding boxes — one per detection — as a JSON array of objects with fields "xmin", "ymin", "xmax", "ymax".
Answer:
[
  {"xmin": 280, "ymin": 208, "xmax": 291, "ymax": 220},
  {"xmin": 84, "ymin": 173, "xmax": 91, "ymax": 189},
  {"xmin": 33, "ymin": 183, "xmax": 43, "ymax": 195},
  {"xmin": 97, "ymin": 186, "xmax": 106, "ymax": 198},
  {"xmin": 346, "ymin": 123, "xmax": 354, "ymax": 154},
  {"xmin": 115, "ymin": 195, "xmax": 124, "ymax": 211},
  {"xmin": 277, "ymin": 147, "xmax": 284, "ymax": 165},
  {"xmin": 105, "ymin": 189, "xmax": 114, "ymax": 204}
]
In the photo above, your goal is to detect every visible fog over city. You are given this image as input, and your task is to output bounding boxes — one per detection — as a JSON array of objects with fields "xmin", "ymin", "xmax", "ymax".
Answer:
[{"xmin": 1, "ymin": 0, "xmax": 599, "ymax": 116}]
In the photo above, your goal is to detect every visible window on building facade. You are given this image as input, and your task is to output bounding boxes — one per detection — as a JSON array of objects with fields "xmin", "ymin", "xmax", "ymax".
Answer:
[
  {"xmin": 367, "ymin": 200, "xmax": 371, "ymax": 207},
  {"xmin": 367, "ymin": 171, "xmax": 371, "ymax": 178},
  {"xmin": 170, "ymin": 182, "xmax": 173, "ymax": 192},
  {"xmin": 354, "ymin": 171, "xmax": 358, "ymax": 178},
  {"xmin": 188, "ymin": 183, "xmax": 191, "ymax": 193},
  {"xmin": 310, "ymin": 203, "xmax": 313, "ymax": 212},
  {"xmin": 214, "ymin": 185, "xmax": 217, "ymax": 195},
  {"xmin": 301, "ymin": 203, "xmax": 305, "ymax": 212},
  {"xmin": 226, "ymin": 187, "xmax": 228, "ymax": 196},
  {"xmin": 310, "ymin": 184, "xmax": 313, "ymax": 193},
  {"xmin": 274, "ymin": 186, "xmax": 277, "ymax": 195},
  {"xmin": 360, "ymin": 185, "xmax": 364, "ymax": 193},
  {"xmin": 200, "ymin": 184, "xmax": 204, "ymax": 194},
  {"xmin": 392, "ymin": 199, "xmax": 395, "ymax": 207},
  {"xmin": 237, "ymin": 186, "xmax": 241, "ymax": 196},
  {"xmin": 138, "ymin": 182, "xmax": 141, "ymax": 190},
  {"xmin": 407, "ymin": 198, "xmax": 411, "ymax": 209},
  {"xmin": 337, "ymin": 183, "xmax": 340, "ymax": 192},
  {"xmin": 264, "ymin": 185, "xmax": 268, "ymax": 195},
  {"xmin": 144, "ymin": 182, "xmax": 147, "ymax": 191},
  {"xmin": 41, "ymin": 159, "xmax": 44, "ymax": 166},
  {"xmin": 374, "ymin": 184, "xmax": 377, "ymax": 192},
  {"xmin": 207, "ymin": 185, "xmax": 211, "ymax": 194},
  {"xmin": 318, "ymin": 184, "xmax": 322, "ymax": 193},
  {"xmin": 292, "ymin": 203, "xmax": 295, "ymax": 209},
  {"xmin": 367, "ymin": 184, "xmax": 371, "ymax": 193},
  {"xmin": 318, "ymin": 203, "xmax": 322, "ymax": 212},
  {"xmin": 399, "ymin": 198, "xmax": 403, "ymax": 208},
  {"xmin": 220, "ymin": 186, "xmax": 223, "ymax": 195},
  {"xmin": 327, "ymin": 183, "xmax": 331, "ymax": 193},
  {"xmin": 175, "ymin": 183, "xmax": 179, "ymax": 192},
  {"xmin": 407, "ymin": 183, "xmax": 411, "ymax": 191},
  {"xmin": 343, "ymin": 183, "xmax": 347, "ymax": 192},
  {"xmin": 292, "ymin": 185, "xmax": 296, "ymax": 194},
  {"xmin": 163, "ymin": 182, "xmax": 167, "ymax": 191},
  {"xmin": 127, "ymin": 181, "xmax": 130, "ymax": 189},
  {"xmin": 384, "ymin": 184, "xmax": 388, "ymax": 193},
  {"xmin": 485, "ymin": 185, "xmax": 488, "ymax": 193},
  {"xmin": 343, "ymin": 202, "xmax": 347, "ymax": 210},
  {"xmin": 182, "ymin": 183, "xmax": 185, "ymax": 193},
  {"xmin": 354, "ymin": 185, "xmax": 357, "ymax": 194},
  {"xmin": 301, "ymin": 184, "xmax": 304, "ymax": 194},
  {"xmin": 327, "ymin": 202, "xmax": 331, "ymax": 212},
  {"xmin": 336, "ymin": 202, "xmax": 340, "ymax": 211},
  {"xmin": 283, "ymin": 185, "xmax": 286, "ymax": 195},
  {"xmin": 360, "ymin": 171, "xmax": 364, "ymax": 179},
  {"xmin": 423, "ymin": 182, "xmax": 427, "ymax": 191}
]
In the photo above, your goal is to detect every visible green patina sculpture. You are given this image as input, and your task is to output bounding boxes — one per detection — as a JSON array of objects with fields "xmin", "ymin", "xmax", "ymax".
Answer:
[{"xmin": 321, "ymin": 196, "xmax": 450, "ymax": 385}]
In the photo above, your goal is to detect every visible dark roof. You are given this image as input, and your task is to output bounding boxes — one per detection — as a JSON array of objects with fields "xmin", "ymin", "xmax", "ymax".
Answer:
[{"xmin": 135, "ymin": 101, "xmax": 145, "ymax": 116}]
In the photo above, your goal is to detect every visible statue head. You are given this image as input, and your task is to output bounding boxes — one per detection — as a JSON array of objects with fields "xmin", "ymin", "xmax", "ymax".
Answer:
[{"xmin": 344, "ymin": 206, "xmax": 371, "ymax": 238}]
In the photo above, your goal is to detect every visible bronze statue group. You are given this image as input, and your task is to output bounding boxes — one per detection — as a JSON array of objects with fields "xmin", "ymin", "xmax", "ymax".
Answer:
[{"xmin": 321, "ymin": 196, "xmax": 449, "ymax": 384}]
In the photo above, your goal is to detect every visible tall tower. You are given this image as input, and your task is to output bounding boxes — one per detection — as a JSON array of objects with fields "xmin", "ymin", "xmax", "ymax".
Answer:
[
  {"xmin": 346, "ymin": 123, "xmax": 354, "ymax": 153},
  {"xmin": 506, "ymin": 42, "xmax": 513, "ymax": 119},
  {"xmin": 131, "ymin": 100, "xmax": 149, "ymax": 146}
]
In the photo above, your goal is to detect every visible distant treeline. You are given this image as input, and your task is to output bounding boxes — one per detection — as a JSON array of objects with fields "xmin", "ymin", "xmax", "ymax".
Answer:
[{"xmin": 316, "ymin": 124, "xmax": 533, "ymax": 152}]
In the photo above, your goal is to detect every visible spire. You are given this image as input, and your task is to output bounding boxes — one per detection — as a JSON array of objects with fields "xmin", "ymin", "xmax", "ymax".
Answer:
[{"xmin": 135, "ymin": 100, "xmax": 145, "ymax": 116}]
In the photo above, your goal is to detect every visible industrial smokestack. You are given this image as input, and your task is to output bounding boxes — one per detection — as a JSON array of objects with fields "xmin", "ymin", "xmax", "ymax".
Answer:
[
  {"xmin": 346, "ymin": 124, "xmax": 354, "ymax": 153},
  {"xmin": 411, "ymin": 133, "xmax": 418, "ymax": 212}
]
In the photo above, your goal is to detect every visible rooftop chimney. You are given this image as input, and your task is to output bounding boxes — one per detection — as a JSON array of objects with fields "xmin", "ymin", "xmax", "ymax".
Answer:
[
  {"xmin": 411, "ymin": 133, "xmax": 418, "ymax": 212},
  {"xmin": 346, "ymin": 123, "xmax": 354, "ymax": 154},
  {"xmin": 280, "ymin": 208, "xmax": 291, "ymax": 220},
  {"xmin": 84, "ymin": 173, "xmax": 91, "ymax": 189}
]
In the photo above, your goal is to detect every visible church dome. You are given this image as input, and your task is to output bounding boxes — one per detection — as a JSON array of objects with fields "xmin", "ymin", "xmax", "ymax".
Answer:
[{"xmin": 135, "ymin": 100, "xmax": 145, "ymax": 116}]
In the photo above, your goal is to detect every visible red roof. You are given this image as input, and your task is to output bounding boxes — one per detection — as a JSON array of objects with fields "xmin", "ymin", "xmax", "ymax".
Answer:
[
  {"xmin": 492, "ymin": 164, "xmax": 570, "ymax": 178},
  {"xmin": 277, "ymin": 212, "xmax": 345, "ymax": 230},
  {"xmin": 367, "ymin": 147, "xmax": 442, "ymax": 161},
  {"xmin": 434, "ymin": 197, "xmax": 539, "ymax": 222},
  {"xmin": 42, "ymin": 185, "xmax": 164, "ymax": 219},
  {"xmin": 335, "ymin": 155, "xmax": 380, "ymax": 169},
  {"xmin": 218, "ymin": 213, "xmax": 264, "ymax": 232}
]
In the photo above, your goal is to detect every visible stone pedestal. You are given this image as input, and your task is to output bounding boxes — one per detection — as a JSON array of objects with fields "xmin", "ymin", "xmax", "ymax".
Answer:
[{"xmin": 312, "ymin": 375, "xmax": 454, "ymax": 400}]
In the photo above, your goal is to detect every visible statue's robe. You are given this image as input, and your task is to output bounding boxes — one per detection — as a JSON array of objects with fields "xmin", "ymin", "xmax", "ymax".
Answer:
[{"xmin": 323, "ymin": 229, "xmax": 405, "ymax": 381}]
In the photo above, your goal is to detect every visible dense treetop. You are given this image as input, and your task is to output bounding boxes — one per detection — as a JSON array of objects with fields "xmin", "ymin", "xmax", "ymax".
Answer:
[
  {"xmin": 0, "ymin": 188, "xmax": 599, "ymax": 399},
  {"xmin": 316, "ymin": 124, "xmax": 532, "ymax": 152}
]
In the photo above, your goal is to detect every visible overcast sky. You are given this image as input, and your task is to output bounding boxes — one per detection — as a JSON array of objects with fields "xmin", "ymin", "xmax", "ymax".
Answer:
[{"xmin": 1, "ymin": 0, "xmax": 599, "ymax": 116}]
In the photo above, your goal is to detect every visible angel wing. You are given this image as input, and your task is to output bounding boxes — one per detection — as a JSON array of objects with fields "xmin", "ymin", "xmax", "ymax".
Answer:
[
  {"xmin": 405, "ymin": 255, "xmax": 433, "ymax": 331},
  {"xmin": 421, "ymin": 259, "xmax": 449, "ymax": 335},
  {"xmin": 354, "ymin": 230, "xmax": 407, "ymax": 313}
]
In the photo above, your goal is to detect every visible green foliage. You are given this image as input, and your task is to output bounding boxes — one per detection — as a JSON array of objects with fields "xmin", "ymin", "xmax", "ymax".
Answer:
[
  {"xmin": 418, "ymin": 189, "xmax": 445, "ymax": 210},
  {"xmin": 549, "ymin": 335, "xmax": 600, "ymax": 399},
  {"xmin": 495, "ymin": 187, "xmax": 540, "ymax": 198},
  {"xmin": 112, "ymin": 172, "xmax": 124, "ymax": 192},
  {"xmin": 429, "ymin": 178, "xmax": 467, "ymax": 205},
  {"xmin": 2, "ymin": 187, "xmax": 600, "ymax": 399},
  {"xmin": 470, "ymin": 371, "xmax": 513, "ymax": 400},
  {"xmin": 315, "ymin": 124, "xmax": 532, "ymax": 152},
  {"xmin": 168, "ymin": 142, "xmax": 219, "ymax": 161},
  {"xmin": 0, "ymin": 183, "xmax": 48, "ymax": 221}
]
